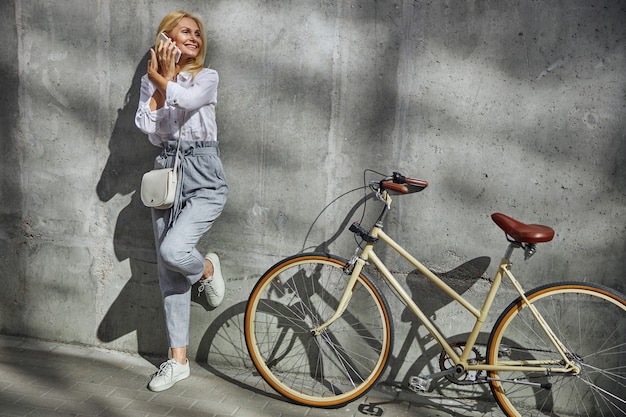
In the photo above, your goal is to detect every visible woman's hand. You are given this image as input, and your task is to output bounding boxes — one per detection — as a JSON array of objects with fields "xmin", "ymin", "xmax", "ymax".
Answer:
[
  {"xmin": 148, "ymin": 39, "xmax": 178, "ymax": 82},
  {"xmin": 156, "ymin": 37, "xmax": 178, "ymax": 80},
  {"xmin": 147, "ymin": 39, "xmax": 179, "ymax": 111}
]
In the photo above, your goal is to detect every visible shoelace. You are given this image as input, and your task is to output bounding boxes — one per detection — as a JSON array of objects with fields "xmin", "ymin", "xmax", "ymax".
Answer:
[
  {"xmin": 154, "ymin": 360, "xmax": 174, "ymax": 377},
  {"xmin": 198, "ymin": 277, "xmax": 214, "ymax": 296}
]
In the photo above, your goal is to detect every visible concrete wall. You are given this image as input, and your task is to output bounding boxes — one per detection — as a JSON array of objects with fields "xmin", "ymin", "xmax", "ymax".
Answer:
[{"xmin": 1, "ymin": 0, "xmax": 624, "ymax": 387}]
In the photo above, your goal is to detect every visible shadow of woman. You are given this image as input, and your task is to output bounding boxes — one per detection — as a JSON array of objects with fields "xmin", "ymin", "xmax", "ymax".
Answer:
[{"xmin": 95, "ymin": 53, "xmax": 170, "ymax": 363}]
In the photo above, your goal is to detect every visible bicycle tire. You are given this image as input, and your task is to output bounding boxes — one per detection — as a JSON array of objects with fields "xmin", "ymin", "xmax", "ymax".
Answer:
[
  {"xmin": 244, "ymin": 253, "xmax": 393, "ymax": 408},
  {"xmin": 486, "ymin": 281, "xmax": 626, "ymax": 417}
]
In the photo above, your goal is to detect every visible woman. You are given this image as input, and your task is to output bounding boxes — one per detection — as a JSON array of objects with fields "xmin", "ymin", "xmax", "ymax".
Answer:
[{"xmin": 135, "ymin": 10, "xmax": 228, "ymax": 392}]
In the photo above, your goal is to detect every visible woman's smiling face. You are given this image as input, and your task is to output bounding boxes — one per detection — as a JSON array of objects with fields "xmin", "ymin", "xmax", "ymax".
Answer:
[{"xmin": 167, "ymin": 17, "xmax": 203, "ymax": 61}]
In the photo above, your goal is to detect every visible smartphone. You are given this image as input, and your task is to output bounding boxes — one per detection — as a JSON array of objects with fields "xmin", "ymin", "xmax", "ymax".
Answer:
[{"xmin": 159, "ymin": 32, "xmax": 181, "ymax": 63}]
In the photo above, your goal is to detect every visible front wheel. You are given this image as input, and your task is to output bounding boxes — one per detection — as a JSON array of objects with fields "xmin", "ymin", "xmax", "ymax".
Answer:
[
  {"xmin": 487, "ymin": 282, "xmax": 626, "ymax": 417},
  {"xmin": 244, "ymin": 253, "xmax": 393, "ymax": 408}
]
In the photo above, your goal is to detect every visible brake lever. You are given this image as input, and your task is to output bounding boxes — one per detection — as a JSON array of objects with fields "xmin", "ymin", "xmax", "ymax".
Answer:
[{"xmin": 393, "ymin": 172, "xmax": 406, "ymax": 184}]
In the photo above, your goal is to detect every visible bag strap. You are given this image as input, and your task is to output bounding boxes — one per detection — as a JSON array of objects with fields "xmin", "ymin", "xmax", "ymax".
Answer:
[{"xmin": 172, "ymin": 111, "xmax": 185, "ymax": 172}]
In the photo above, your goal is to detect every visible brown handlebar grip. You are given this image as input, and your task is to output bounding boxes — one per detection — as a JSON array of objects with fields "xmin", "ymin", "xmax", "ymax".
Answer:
[
  {"xmin": 382, "ymin": 182, "xmax": 409, "ymax": 194},
  {"xmin": 406, "ymin": 178, "xmax": 429, "ymax": 188}
]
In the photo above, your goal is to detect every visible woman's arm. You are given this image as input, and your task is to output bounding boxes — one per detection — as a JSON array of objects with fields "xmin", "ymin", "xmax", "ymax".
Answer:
[
  {"xmin": 135, "ymin": 74, "xmax": 158, "ymax": 134},
  {"xmin": 135, "ymin": 41, "xmax": 179, "ymax": 138},
  {"xmin": 166, "ymin": 69, "xmax": 219, "ymax": 111}
]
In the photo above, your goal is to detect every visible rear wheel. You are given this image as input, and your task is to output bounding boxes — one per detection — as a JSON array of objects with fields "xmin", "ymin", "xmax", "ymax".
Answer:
[
  {"xmin": 244, "ymin": 253, "xmax": 393, "ymax": 408},
  {"xmin": 487, "ymin": 282, "xmax": 626, "ymax": 416}
]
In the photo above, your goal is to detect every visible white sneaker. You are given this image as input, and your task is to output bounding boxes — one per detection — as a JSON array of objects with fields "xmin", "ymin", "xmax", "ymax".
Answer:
[
  {"xmin": 198, "ymin": 252, "xmax": 225, "ymax": 307},
  {"xmin": 148, "ymin": 359, "xmax": 190, "ymax": 392}
]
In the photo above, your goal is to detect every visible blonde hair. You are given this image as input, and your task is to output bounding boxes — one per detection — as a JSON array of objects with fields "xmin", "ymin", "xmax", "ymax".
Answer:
[{"xmin": 155, "ymin": 11, "xmax": 207, "ymax": 78}]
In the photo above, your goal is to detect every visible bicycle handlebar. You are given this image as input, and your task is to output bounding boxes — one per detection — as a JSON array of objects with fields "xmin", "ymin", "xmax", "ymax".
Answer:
[{"xmin": 377, "ymin": 172, "xmax": 429, "ymax": 194}]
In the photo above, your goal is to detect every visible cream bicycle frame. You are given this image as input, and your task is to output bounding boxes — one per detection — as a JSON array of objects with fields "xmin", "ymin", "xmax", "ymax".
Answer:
[{"xmin": 312, "ymin": 191, "xmax": 579, "ymax": 376}]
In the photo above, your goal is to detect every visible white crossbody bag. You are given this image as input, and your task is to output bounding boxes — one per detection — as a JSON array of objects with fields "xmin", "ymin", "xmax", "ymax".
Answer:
[{"xmin": 140, "ymin": 113, "xmax": 184, "ymax": 210}]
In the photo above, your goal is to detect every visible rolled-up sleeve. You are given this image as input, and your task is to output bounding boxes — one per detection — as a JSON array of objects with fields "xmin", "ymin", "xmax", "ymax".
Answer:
[
  {"xmin": 166, "ymin": 69, "xmax": 218, "ymax": 111},
  {"xmin": 135, "ymin": 75, "xmax": 168, "ymax": 145}
]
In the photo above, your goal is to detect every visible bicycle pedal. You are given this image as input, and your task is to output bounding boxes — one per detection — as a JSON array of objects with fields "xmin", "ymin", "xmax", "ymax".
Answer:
[{"xmin": 408, "ymin": 376, "xmax": 430, "ymax": 392}]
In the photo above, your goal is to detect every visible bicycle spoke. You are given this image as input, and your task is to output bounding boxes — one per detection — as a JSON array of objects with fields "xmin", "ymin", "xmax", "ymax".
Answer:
[
  {"xmin": 244, "ymin": 174, "xmax": 625, "ymax": 417},
  {"xmin": 245, "ymin": 254, "xmax": 392, "ymax": 407},
  {"xmin": 487, "ymin": 283, "xmax": 626, "ymax": 416}
]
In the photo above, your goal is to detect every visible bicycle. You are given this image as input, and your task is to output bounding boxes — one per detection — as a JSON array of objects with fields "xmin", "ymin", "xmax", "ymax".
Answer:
[{"xmin": 244, "ymin": 171, "xmax": 626, "ymax": 417}]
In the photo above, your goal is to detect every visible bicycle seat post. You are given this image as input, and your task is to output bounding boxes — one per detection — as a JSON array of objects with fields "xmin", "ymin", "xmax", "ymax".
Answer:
[{"xmin": 503, "ymin": 242, "xmax": 522, "ymax": 262}]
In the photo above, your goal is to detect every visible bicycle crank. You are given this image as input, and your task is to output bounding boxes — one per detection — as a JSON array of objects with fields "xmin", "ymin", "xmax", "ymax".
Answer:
[
  {"xmin": 408, "ymin": 366, "xmax": 461, "ymax": 392},
  {"xmin": 438, "ymin": 342, "xmax": 485, "ymax": 385}
]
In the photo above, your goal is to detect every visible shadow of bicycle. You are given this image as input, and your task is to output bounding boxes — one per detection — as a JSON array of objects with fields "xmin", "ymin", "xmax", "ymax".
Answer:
[
  {"xmin": 193, "ymin": 258, "xmax": 509, "ymax": 417},
  {"xmin": 194, "ymin": 301, "xmax": 284, "ymax": 401},
  {"xmin": 193, "ymin": 190, "xmax": 508, "ymax": 415}
]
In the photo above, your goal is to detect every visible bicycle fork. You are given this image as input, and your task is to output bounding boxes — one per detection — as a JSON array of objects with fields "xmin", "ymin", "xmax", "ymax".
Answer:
[{"xmin": 309, "ymin": 250, "xmax": 368, "ymax": 337}]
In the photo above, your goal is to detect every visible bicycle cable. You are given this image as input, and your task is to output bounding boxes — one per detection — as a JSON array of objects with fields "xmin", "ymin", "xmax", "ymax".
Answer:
[
  {"xmin": 300, "ymin": 169, "xmax": 415, "ymax": 309},
  {"xmin": 300, "ymin": 185, "xmax": 368, "ymax": 253},
  {"xmin": 300, "ymin": 169, "xmax": 388, "ymax": 253}
]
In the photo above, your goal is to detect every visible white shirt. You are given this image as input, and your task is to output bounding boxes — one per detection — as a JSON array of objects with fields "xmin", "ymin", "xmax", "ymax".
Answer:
[{"xmin": 135, "ymin": 68, "xmax": 219, "ymax": 146}]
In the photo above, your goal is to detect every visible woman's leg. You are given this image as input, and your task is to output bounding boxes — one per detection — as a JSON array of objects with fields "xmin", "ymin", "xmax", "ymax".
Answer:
[
  {"xmin": 171, "ymin": 346, "xmax": 187, "ymax": 364},
  {"xmin": 150, "ymin": 146, "xmax": 228, "ymax": 391},
  {"xmin": 152, "ymin": 209, "xmax": 194, "ymax": 351},
  {"xmin": 159, "ymin": 196, "xmax": 223, "ymax": 286},
  {"xmin": 159, "ymin": 149, "xmax": 228, "ymax": 310},
  {"xmin": 148, "ymin": 209, "xmax": 193, "ymax": 392}
]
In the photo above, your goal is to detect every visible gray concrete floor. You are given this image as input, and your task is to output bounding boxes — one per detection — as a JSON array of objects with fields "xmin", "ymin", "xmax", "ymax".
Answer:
[{"xmin": 0, "ymin": 335, "xmax": 506, "ymax": 417}]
